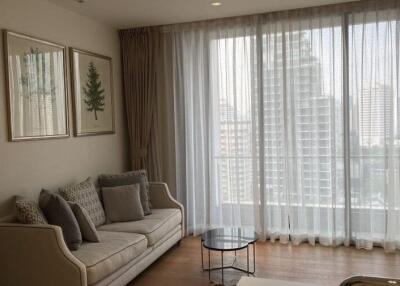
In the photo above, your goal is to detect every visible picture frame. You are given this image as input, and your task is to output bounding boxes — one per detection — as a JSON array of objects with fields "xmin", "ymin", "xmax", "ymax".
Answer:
[
  {"xmin": 70, "ymin": 48, "xmax": 115, "ymax": 137},
  {"xmin": 3, "ymin": 30, "xmax": 69, "ymax": 141}
]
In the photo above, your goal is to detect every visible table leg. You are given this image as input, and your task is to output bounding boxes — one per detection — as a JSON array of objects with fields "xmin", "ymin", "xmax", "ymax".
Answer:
[
  {"xmin": 247, "ymin": 245, "xmax": 249, "ymax": 276},
  {"xmin": 201, "ymin": 240, "xmax": 204, "ymax": 270},
  {"xmin": 221, "ymin": 251, "xmax": 224, "ymax": 285},
  {"xmin": 208, "ymin": 249, "xmax": 211, "ymax": 280},
  {"xmin": 253, "ymin": 243, "xmax": 256, "ymax": 273}
]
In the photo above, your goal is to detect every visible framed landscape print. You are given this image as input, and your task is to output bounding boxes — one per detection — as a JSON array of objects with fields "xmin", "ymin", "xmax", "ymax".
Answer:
[
  {"xmin": 3, "ymin": 30, "xmax": 69, "ymax": 141},
  {"xmin": 70, "ymin": 48, "xmax": 115, "ymax": 136}
]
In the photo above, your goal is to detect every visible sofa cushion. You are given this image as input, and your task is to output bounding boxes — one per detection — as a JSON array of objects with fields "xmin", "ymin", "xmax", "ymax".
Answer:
[
  {"xmin": 69, "ymin": 202, "xmax": 100, "ymax": 242},
  {"xmin": 15, "ymin": 197, "xmax": 48, "ymax": 225},
  {"xmin": 72, "ymin": 231, "xmax": 147, "ymax": 285},
  {"xmin": 102, "ymin": 184, "xmax": 144, "ymax": 223},
  {"xmin": 59, "ymin": 178, "xmax": 106, "ymax": 227},
  {"xmin": 39, "ymin": 190, "xmax": 82, "ymax": 251},
  {"xmin": 97, "ymin": 208, "xmax": 182, "ymax": 246},
  {"xmin": 98, "ymin": 170, "xmax": 152, "ymax": 215}
]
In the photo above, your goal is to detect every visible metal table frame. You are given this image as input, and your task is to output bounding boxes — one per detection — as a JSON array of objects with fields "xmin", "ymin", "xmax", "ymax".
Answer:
[{"xmin": 201, "ymin": 239, "xmax": 256, "ymax": 285}]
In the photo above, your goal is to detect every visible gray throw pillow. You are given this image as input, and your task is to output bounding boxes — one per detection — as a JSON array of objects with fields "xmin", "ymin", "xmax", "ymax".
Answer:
[
  {"xmin": 98, "ymin": 170, "xmax": 151, "ymax": 215},
  {"xmin": 39, "ymin": 190, "xmax": 82, "ymax": 251},
  {"xmin": 59, "ymin": 178, "xmax": 106, "ymax": 227},
  {"xmin": 15, "ymin": 196, "xmax": 48, "ymax": 225},
  {"xmin": 68, "ymin": 202, "xmax": 100, "ymax": 243},
  {"xmin": 102, "ymin": 184, "xmax": 145, "ymax": 223}
]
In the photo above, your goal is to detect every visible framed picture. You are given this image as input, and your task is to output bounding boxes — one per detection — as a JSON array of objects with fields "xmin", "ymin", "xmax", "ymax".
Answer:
[
  {"xmin": 70, "ymin": 48, "xmax": 115, "ymax": 136},
  {"xmin": 3, "ymin": 30, "xmax": 69, "ymax": 141}
]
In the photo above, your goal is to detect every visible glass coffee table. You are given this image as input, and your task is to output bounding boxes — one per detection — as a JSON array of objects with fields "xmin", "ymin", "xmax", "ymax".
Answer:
[
  {"xmin": 339, "ymin": 276, "xmax": 400, "ymax": 285},
  {"xmin": 201, "ymin": 228, "xmax": 257, "ymax": 285}
]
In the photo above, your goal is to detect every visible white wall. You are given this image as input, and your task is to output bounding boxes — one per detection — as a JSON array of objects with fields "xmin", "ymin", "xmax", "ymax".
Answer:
[{"xmin": 0, "ymin": 0, "xmax": 129, "ymax": 219}]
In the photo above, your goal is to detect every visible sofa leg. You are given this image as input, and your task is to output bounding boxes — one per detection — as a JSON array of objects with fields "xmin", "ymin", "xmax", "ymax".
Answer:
[{"xmin": 176, "ymin": 240, "xmax": 181, "ymax": 247}]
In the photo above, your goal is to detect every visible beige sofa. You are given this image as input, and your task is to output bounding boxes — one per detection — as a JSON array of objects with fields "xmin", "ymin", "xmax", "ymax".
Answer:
[{"xmin": 0, "ymin": 182, "xmax": 184, "ymax": 286}]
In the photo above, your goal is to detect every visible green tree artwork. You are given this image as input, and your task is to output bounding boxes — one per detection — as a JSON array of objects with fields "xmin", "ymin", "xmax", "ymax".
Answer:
[{"xmin": 83, "ymin": 61, "xmax": 105, "ymax": 120}]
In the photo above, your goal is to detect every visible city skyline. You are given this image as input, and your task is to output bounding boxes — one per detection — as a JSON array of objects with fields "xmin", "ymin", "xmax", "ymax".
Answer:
[{"xmin": 213, "ymin": 28, "xmax": 397, "ymax": 211}]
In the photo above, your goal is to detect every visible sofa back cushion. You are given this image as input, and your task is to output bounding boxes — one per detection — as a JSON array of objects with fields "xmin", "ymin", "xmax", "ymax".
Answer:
[
  {"xmin": 98, "ymin": 170, "xmax": 151, "ymax": 215},
  {"xmin": 15, "ymin": 197, "xmax": 48, "ymax": 225},
  {"xmin": 102, "ymin": 184, "xmax": 145, "ymax": 223},
  {"xmin": 59, "ymin": 178, "xmax": 106, "ymax": 227},
  {"xmin": 39, "ymin": 189, "xmax": 82, "ymax": 250}
]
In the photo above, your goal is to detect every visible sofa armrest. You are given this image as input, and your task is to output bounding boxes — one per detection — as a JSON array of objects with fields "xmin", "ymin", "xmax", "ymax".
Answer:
[
  {"xmin": 149, "ymin": 182, "xmax": 185, "ymax": 237},
  {"xmin": 0, "ymin": 223, "xmax": 87, "ymax": 286}
]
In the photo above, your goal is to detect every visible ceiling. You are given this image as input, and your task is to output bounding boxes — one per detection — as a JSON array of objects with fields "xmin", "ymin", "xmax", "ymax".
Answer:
[{"xmin": 46, "ymin": 0, "xmax": 357, "ymax": 29}]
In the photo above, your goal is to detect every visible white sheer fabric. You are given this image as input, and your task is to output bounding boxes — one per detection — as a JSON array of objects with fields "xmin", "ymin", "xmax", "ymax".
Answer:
[
  {"xmin": 158, "ymin": 0, "xmax": 400, "ymax": 250},
  {"xmin": 261, "ymin": 13, "xmax": 345, "ymax": 246},
  {"xmin": 160, "ymin": 21, "xmax": 261, "ymax": 235},
  {"xmin": 348, "ymin": 7, "xmax": 400, "ymax": 250}
]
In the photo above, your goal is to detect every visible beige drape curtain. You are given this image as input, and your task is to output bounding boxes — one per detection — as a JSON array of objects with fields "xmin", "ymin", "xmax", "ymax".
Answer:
[{"xmin": 120, "ymin": 27, "xmax": 161, "ymax": 180}]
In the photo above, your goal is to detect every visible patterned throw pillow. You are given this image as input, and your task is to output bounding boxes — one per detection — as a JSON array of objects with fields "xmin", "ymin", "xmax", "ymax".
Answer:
[
  {"xmin": 15, "ymin": 197, "xmax": 48, "ymax": 225},
  {"xmin": 98, "ymin": 169, "xmax": 152, "ymax": 215},
  {"xmin": 59, "ymin": 178, "xmax": 106, "ymax": 227}
]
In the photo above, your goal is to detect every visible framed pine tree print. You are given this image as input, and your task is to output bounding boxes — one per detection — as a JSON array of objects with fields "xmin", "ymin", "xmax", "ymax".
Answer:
[{"xmin": 70, "ymin": 48, "xmax": 115, "ymax": 136}]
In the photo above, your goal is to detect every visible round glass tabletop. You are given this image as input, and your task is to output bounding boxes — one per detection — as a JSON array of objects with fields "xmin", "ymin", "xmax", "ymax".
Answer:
[{"xmin": 201, "ymin": 228, "xmax": 257, "ymax": 251}]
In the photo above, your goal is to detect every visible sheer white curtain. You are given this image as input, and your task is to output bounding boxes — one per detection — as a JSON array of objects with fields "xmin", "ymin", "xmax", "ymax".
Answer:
[
  {"xmin": 160, "ymin": 19, "xmax": 261, "ymax": 235},
  {"xmin": 261, "ymin": 12, "xmax": 345, "ymax": 246},
  {"xmin": 158, "ymin": 0, "xmax": 400, "ymax": 250},
  {"xmin": 348, "ymin": 5, "xmax": 400, "ymax": 250}
]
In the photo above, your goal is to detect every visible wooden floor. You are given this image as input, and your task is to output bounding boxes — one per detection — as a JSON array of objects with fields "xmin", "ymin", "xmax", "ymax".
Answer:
[{"xmin": 130, "ymin": 236, "xmax": 400, "ymax": 286}]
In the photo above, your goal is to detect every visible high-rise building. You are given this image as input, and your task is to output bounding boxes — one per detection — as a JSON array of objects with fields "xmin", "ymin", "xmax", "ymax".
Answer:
[
  {"xmin": 358, "ymin": 83, "xmax": 392, "ymax": 147},
  {"xmin": 263, "ymin": 32, "xmax": 340, "ymax": 205},
  {"xmin": 216, "ymin": 31, "xmax": 341, "ymax": 205},
  {"xmin": 218, "ymin": 98, "xmax": 254, "ymax": 203},
  {"xmin": 350, "ymin": 83, "xmax": 393, "ymax": 208}
]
